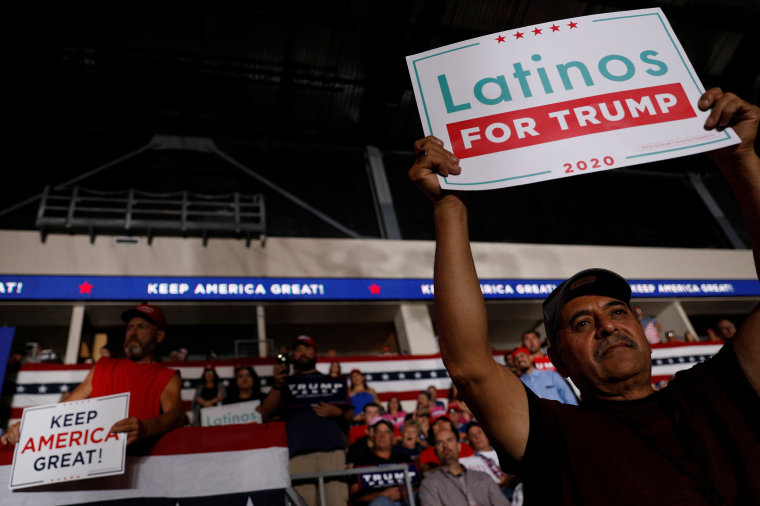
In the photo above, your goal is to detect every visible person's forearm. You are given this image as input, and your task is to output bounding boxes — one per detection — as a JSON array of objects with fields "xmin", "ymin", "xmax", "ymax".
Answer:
[
  {"xmin": 260, "ymin": 388, "xmax": 282, "ymax": 421},
  {"xmin": 433, "ymin": 195, "xmax": 491, "ymax": 381},
  {"xmin": 141, "ymin": 408, "xmax": 184, "ymax": 440},
  {"xmin": 719, "ymin": 153, "xmax": 760, "ymax": 279}
]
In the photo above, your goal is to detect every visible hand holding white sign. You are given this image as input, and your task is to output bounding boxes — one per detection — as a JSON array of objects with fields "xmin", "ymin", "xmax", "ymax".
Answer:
[
  {"xmin": 9, "ymin": 393, "xmax": 129, "ymax": 490},
  {"xmin": 406, "ymin": 8, "xmax": 740, "ymax": 191}
]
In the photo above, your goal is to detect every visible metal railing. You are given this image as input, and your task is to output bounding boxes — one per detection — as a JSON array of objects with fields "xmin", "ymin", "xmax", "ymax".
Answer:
[{"xmin": 36, "ymin": 186, "xmax": 266, "ymax": 246}]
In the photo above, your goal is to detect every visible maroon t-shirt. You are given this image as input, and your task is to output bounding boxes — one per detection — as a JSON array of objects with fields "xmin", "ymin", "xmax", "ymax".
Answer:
[{"xmin": 498, "ymin": 342, "xmax": 760, "ymax": 505}]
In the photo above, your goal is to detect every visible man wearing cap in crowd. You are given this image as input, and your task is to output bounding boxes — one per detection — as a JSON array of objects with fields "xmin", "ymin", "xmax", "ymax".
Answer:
[
  {"xmin": 510, "ymin": 347, "xmax": 578, "ymax": 405},
  {"xmin": 349, "ymin": 418, "xmax": 415, "ymax": 506},
  {"xmin": 520, "ymin": 329, "xmax": 554, "ymax": 371},
  {"xmin": 261, "ymin": 335, "xmax": 353, "ymax": 506},
  {"xmin": 408, "ymin": 88, "xmax": 760, "ymax": 503},
  {"xmin": 2, "ymin": 302, "xmax": 184, "ymax": 447}
]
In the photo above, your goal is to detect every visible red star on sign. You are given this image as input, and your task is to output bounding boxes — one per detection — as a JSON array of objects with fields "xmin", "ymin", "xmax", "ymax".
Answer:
[
  {"xmin": 550, "ymin": 24, "xmax": 560, "ymax": 32},
  {"xmin": 79, "ymin": 281, "xmax": 93, "ymax": 294},
  {"xmin": 568, "ymin": 21, "xmax": 578, "ymax": 29},
  {"xmin": 369, "ymin": 283, "xmax": 381, "ymax": 295},
  {"xmin": 532, "ymin": 27, "xmax": 542, "ymax": 35},
  {"xmin": 495, "ymin": 34, "xmax": 506, "ymax": 43},
  {"xmin": 513, "ymin": 31, "xmax": 524, "ymax": 39}
]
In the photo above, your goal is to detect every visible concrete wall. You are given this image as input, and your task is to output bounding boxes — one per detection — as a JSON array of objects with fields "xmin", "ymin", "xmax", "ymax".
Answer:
[{"xmin": 1, "ymin": 230, "xmax": 755, "ymax": 279}]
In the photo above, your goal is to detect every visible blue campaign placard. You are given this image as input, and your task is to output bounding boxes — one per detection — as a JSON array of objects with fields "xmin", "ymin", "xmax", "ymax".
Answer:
[
  {"xmin": 358, "ymin": 463, "xmax": 420, "ymax": 489},
  {"xmin": 282, "ymin": 376, "xmax": 349, "ymax": 407}
]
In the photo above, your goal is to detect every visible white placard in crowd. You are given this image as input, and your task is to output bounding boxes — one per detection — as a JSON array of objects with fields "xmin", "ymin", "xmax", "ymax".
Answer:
[
  {"xmin": 9, "ymin": 393, "xmax": 129, "ymax": 490},
  {"xmin": 200, "ymin": 400, "xmax": 262, "ymax": 427},
  {"xmin": 406, "ymin": 8, "xmax": 740, "ymax": 191},
  {"xmin": 459, "ymin": 456, "xmax": 499, "ymax": 482}
]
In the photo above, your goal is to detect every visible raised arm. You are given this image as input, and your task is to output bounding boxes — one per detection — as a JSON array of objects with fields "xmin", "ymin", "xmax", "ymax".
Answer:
[
  {"xmin": 409, "ymin": 136, "xmax": 530, "ymax": 460},
  {"xmin": 260, "ymin": 362, "xmax": 288, "ymax": 422},
  {"xmin": 700, "ymin": 88, "xmax": 760, "ymax": 394}
]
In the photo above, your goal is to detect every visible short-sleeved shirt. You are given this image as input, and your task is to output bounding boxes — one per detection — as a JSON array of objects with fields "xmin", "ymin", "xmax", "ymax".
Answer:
[
  {"xmin": 499, "ymin": 342, "xmax": 760, "ymax": 505},
  {"xmin": 91, "ymin": 357, "xmax": 177, "ymax": 421},
  {"xmin": 519, "ymin": 368, "xmax": 578, "ymax": 405},
  {"xmin": 279, "ymin": 371, "xmax": 350, "ymax": 457}
]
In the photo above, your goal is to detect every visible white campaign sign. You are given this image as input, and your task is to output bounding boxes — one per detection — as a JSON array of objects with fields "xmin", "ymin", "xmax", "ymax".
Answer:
[
  {"xmin": 9, "ymin": 393, "xmax": 129, "ymax": 490},
  {"xmin": 201, "ymin": 400, "xmax": 262, "ymax": 427},
  {"xmin": 406, "ymin": 8, "xmax": 740, "ymax": 191}
]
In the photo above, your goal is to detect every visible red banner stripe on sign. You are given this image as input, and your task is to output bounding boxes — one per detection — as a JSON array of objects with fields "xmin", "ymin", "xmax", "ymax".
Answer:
[{"xmin": 447, "ymin": 82, "xmax": 696, "ymax": 159}]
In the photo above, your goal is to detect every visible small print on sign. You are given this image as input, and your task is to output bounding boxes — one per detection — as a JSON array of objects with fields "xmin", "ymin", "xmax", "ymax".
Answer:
[
  {"xmin": 406, "ymin": 7, "xmax": 739, "ymax": 191},
  {"xmin": 9, "ymin": 393, "xmax": 129, "ymax": 490}
]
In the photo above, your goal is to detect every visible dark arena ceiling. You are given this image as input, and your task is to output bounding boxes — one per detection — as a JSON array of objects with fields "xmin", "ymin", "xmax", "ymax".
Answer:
[{"xmin": 3, "ymin": 0, "xmax": 760, "ymax": 247}]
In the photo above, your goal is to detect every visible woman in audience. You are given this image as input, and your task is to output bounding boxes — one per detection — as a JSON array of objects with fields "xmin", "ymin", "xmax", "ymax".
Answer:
[
  {"xmin": 383, "ymin": 395, "xmax": 407, "ymax": 428},
  {"xmin": 192, "ymin": 365, "xmax": 226, "ymax": 425},
  {"xmin": 223, "ymin": 365, "xmax": 264, "ymax": 405},
  {"xmin": 328, "ymin": 361, "xmax": 342, "ymax": 378},
  {"xmin": 348, "ymin": 368, "xmax": 379, "ymax": 422}
]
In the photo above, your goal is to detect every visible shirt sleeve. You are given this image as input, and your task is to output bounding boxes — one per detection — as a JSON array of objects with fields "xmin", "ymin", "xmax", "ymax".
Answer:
[
  {"xmin": 485, "ymin": 475, "xmax": 510, "ymax": 505},
  {"xmin": 418, "ymin": 475, "xmax": 441, "ymax": 506}
]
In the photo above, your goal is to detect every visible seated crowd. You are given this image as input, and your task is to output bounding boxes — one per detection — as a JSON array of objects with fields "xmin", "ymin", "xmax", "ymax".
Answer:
[{"xmin": 1, "ymin": 302, "xmax": 742, "ymax": 506}]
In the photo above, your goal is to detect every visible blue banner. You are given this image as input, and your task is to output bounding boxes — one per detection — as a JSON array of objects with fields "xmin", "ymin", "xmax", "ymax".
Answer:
[
  {"xmin": 0, "ymin": 327, "xmax": 15, "ymax": 390},
  {"xmin": 0, "ymin": 275, "xmax": 758, "ymax": 301}
]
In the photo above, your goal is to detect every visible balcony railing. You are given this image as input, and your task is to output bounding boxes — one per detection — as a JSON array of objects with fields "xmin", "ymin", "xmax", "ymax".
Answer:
[{"xmin": 36, "ymin": 186, "xmax": 266, "ymax": 246}]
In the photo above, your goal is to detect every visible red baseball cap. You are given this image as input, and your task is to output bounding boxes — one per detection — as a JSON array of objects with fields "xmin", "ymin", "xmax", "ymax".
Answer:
[
  {"xmin": 121, "ymin": 302, "xmax": 167, "ymax": 329},
  {"xmin": 511, "ymin": 347, "xmax": 531, "ymax": 358},
  {"xmin": 447, "ymin": 402, "xmax": 462, "ymax": 413},
  {"xmin": 291, "ymin": 335, "xmax": 317, "ymax": 350}
]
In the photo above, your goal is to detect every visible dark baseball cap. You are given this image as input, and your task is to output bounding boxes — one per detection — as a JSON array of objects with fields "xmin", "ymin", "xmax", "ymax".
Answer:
[
  {"xmin": 542, "ymin": 268, "xmax": 631, "ymax": 345},
  {"xmin": 371, "ymin": 418, "xmax": 395, "ymax": 432},
  {"xmin": 121, "ymin": 302, "xmax": 167, "ymax": 329},
  {"xmin": 291, "ymin": 335, "xmax": 316, "ymax": 350}
]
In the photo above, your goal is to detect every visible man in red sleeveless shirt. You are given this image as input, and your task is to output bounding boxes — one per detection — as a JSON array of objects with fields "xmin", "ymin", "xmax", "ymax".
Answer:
[{"xmin": 2, "ymin": 303, "xmax": 183, "ymax": 446}]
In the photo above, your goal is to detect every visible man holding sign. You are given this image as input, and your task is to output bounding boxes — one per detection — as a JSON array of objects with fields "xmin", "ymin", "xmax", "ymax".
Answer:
[
  {"xmin": 2, "ymin": 303, "xmax": 184, "ymax": 447},
  {"xmin": 409, "ymin": 86, "xmax": 760, "ymax": 504},
  {"xmin": 261, "ymin": 335, "xmax": 353, "ymax": 506}
]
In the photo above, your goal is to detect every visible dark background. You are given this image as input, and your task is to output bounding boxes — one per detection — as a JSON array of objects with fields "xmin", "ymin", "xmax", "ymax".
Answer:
[{"xmin": 3, "ymin": 0, "xmax": 760, "ymax": 247}]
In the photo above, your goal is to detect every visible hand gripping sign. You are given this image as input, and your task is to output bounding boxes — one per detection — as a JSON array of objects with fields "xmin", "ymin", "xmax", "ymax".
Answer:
[
  {"xmin": 9, "ymin": 393, "xmax": 129, "ymax": 490},
  {"xmin": 406, "ymin": 8, "xmax": 740, "ymax": 191}
]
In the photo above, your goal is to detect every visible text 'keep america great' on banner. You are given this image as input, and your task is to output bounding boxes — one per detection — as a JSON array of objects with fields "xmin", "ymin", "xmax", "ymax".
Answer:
[{"xmin": 406, "ymin": 8, "xmax": 740, "ymax": 191}]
